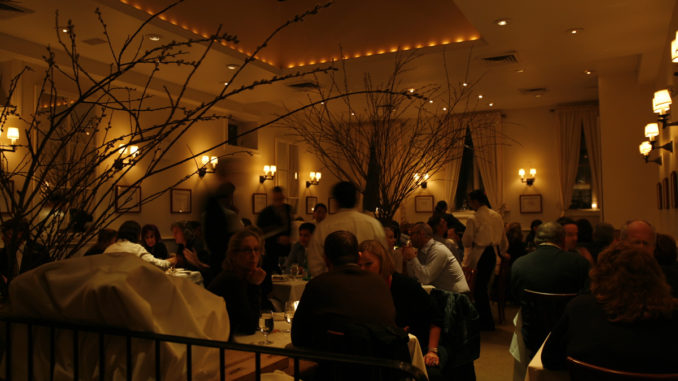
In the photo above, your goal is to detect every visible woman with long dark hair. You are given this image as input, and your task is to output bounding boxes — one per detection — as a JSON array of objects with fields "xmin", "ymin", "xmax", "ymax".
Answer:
[{"xmin": 542, "ymin": 242, "xmax": 678, "ymax": 372}]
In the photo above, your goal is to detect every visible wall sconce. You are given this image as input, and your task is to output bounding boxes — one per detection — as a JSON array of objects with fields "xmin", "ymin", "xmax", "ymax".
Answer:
[
  {"xmin": 259, "ymin": 165, "xmax": 276, "ymax": 183},
  {"xmin": 413, "ymin": 173, "xmax": 429, "ymax": 188},
  {"xmin": 198, "ymin": 155, "xmax": 218, "ymax": 177},
  {"xmin": 651, "ymin": 89, "xmax": 678, "ymax": 129},
  {"xmin": 519, "ymin": 168, "xmax": 536, "ymax": 186},
  {"xmin": 113, "ymin": 144, "xmax": 139, "ymax": 170},
  {"xmin": 0, "ymin": 127, "xmax": 20, "ymax": 152},
  {"xmin": 672, "ymin": 31, "xmax": 678, "ymax": 63},
  {"xmin": 639, "ymin": 141, "xmax": 663, "ymax": 165},
  {"xmin": 644, "ymin": 122, "xmax": 673, "ymax": 152},
  {"xmin": 306, "ymin": 171, "xmax": 321, "ymax": 187}
]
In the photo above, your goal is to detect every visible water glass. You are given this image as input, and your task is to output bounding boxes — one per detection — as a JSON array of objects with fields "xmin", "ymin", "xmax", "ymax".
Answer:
[{"xmin": 258, "ymin": 310, "xmax": 274, "ymax": 345}]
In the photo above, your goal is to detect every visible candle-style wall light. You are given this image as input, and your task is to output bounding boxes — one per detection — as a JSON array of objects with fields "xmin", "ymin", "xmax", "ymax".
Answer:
[
  {"xmin": 306, "ymin": 171, "xmax": 321, "ymax": 187},
  {"xmin": 519, "ymin": 168, "xmax": 536, "ymax": 186},
  {"xmin": 260, "ymin": 165, "xmax": 276, "ymax": 183}
]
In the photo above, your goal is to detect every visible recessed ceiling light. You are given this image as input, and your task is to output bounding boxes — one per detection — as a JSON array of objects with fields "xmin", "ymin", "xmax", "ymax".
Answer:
[
  {"xmin": 351, "ymin": 112, "xmax": 355, "ymax": 116},
  {"xmin": 584, "ymin": 69, "xmax": 592, "ymax": 75},
  {"xmin": 494, "ymin": 18, "xmax": 510, "ymax": 26},
  {"xmin": 223, "ymin": 81, "xmax": 229, "ymax": 86},
  {"xmin": 515, "ymin": 68, "xmax": 525, "ymax": 73},
  {"xmin": 148, "ymin": 34, "xmax": 161, "ymax": 41},
  {"xmin": 535, "ymin": 94, "xmax": 542, "ymax": 98},
  {"xmin": 226, "ymin": 64, "xmax": 239, "ymax": 70},
  {"xmin": 442, "ymin": 107, "xmax": 447, "ymax": 111},
  {"xmin": 408, "ymin": 88, "xmax": 415, "ymax": 93},
  {"xmin": 478, "ymin": 94, "xmax": 484, "ymax": 99},
  {"xmin": 462, "ymin": 82, "xmax": 468, "ymax": 87},
  {"xmin": 567, "ymin": 28, "xmax": 583, "ymax": 35},
  {"xmin": 61, "ymin": 27, "xmax": 69, "ymax": 33},
  {"xmin": 489, "ymin": 102, "xmax": 494, "ymax": 107},
  {"xmin": 429, "ymin": 99, "xmax": 434, "ymax": 104}
]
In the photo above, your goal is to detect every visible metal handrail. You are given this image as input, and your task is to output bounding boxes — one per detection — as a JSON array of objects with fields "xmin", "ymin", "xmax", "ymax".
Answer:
[{"xmin": 0, "ymin": 314, "xmax": 427, "ymax": 381}]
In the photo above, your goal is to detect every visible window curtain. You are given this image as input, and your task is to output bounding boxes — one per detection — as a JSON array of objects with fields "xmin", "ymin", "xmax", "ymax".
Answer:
[
  {"xmin": 442, "ymin": 128, "xmax": 467, "ymax": 205},
  {"xmin": 469, "ymin": 111, "xmax": 504, "ymax": 210},
  {"xmin": 556, "ymin": 104, "xmax": 600, "ymax": 212}
]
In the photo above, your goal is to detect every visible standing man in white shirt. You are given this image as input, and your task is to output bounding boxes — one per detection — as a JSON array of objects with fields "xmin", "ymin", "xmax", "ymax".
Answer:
[
  {"xmin": 306, "ymin": 182, "xmax": 387, "ymax": 278},
  {"xmin": 402, "ymin": 222, "xmax": 469, "ymax": 293},
  {"xmin": 462, "ymin": 190, "xmax": 508, "ymax": 331}
]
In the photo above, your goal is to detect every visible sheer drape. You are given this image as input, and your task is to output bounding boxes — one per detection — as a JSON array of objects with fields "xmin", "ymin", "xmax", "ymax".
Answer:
[
  {"xmin": 557, "ymin": 104, "xmax": 600, "ymax": 212},
  {"xmin": 442, "ymin": 128, "xmax": 467, "ymax": 204},
  {"xmin": 469, "ymin": 111, "xmax": 503, "ymax": 209}
]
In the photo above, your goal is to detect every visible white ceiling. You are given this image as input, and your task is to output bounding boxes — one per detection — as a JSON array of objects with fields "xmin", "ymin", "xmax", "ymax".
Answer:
[{"xmin": 0, "ymin": 0, "xmax": 676, "ymax": 121}]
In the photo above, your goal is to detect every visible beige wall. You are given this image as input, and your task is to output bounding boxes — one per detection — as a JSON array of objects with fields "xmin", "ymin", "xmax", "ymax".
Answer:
[{"xmin": 598, "ymin": 73, "xmax": 662, "ymax": 231}]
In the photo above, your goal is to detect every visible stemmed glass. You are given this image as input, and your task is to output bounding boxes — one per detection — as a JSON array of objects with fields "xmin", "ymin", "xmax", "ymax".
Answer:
[
  {"xmin": 282, "ymin": 301, "xmax": 296, "ymax": 332},
  {"xmin": 258, "ymin": 310, "xmax": 274, "ymax": 345}
]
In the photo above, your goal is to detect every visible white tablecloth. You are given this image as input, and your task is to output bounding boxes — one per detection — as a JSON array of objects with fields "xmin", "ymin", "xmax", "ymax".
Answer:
[
  {"xmin": 525, "ymin": 336, "xmax": 569, "ymax": 381},
  {"xmin": 234, "ymin": 321, "xmax": 428, "ymax": 379},
  {"xmin": 166, "ymin": 268, "xmax": 204, "ymax": 286},
  {"xmin": 270, "ymin": 278, "xmax": 307, "ymax": 308}
]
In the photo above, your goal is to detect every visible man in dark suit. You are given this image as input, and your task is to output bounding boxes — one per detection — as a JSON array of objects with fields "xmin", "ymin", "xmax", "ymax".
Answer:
[
  {"xmin": 292, "ymin": 231, "xmax": 407, "ymax": 367},
  {"xmin": 256, "ymin": 186, "xmax": 292, "ymax": 274},
  {"xmin": 0, "ymin": 218, "xmax": 50, "ymax": 284},
  {"xmin": 511, "ymin": 221, "xmax": 590, "ymax": 359}
]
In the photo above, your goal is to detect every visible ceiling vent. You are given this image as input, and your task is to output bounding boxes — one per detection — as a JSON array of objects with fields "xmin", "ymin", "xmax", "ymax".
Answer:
[
  {"xmin": 83, "ymin": 37, "xmax": 107, "ymax": 46},
  {"xmin": 287, "ymin": 81, "xmax": 319, "ymax": 91},
  {"xmin": 519, "ymin": 87, "xmax": 548, "ymax": 96},
  {"xmin": 0, "ymin": 0, "xmax": 32, "ymax": 19},
  {"xmin": 481, "ymin": 53, "xmax": 519, "ymax": 65}
]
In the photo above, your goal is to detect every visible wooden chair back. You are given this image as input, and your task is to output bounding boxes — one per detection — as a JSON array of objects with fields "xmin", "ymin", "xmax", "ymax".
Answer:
[
  {"xmin": 567, "ymin": 356, "xmax": 678, "ymax": 380},
  {"xmin": 521, "ymin": 289, "xmax": 577, "ymax": 354}
]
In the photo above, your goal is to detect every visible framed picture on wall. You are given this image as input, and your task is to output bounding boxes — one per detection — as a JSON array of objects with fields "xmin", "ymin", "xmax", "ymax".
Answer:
[
  {"xmin": 664, "ymin": 177, "xmax": 670, "ymax": 209},
  {"xmin": 170, "ymin": 188, "xmax": 192, "ymax": 214},
  {"xmin": 252, "ymin": 193, "xmax": 267, "ymax": 214},
  {"xmin": 328, "ymin": 197, "xmax": 338, "ymax": 214},
  {"xmin": 657, "ymin": 182, "xmax": 663, "ymax": 210},
  {"xmin": 672, "ymin": 171, "xmax": 677, "ymax": 209},
  {"xmin": 305, "ymin": 196, "xmax": 317, "ymax": 215},
  {"xmin": 519, "ymin": 194, "xmax": 542, "ymax": 214},
  {"xmin": 115, "ymin": 185, "xmax": 141, "ymax": 213},
  {"xmin": 414, "ymin": 195, "xmax": 434, "ymax": 213},
  {"xmin": 0, "ymin": 180, "xmax": 14, "ymax": 215}
]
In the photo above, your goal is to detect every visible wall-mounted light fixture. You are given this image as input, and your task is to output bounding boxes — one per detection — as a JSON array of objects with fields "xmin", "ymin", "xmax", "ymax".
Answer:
[
  {"xmin": 0, "ymin": 127, "xmax": 20, "ymax": 152},
  {"xmin": 306, "ymin": 171, "xmax": 321, "ymax": 187},
  {"xmin": 113, "ymin": 144, "xmax": 139, "ymax": 170},
  {"xmin": 198, "ymin": 155, "xmax": 218, "ymax": 177},
  {"xmin": 651, "ymin": 89, "xmax": 678, "ymax": 129},
  {"xmin": 259, "ymin": 165, "xmax": 276, "ymax": 183},
  {"xmin": 639, "ymin": 140, "xmax": 663, "ymax": 165},
  {"xmin": 519, "ymin": 168, "xmax": 536, "ymax": 186},
  {"xmin": 672, "ymin": 31, "xmax": 678, "ymax": 63},
  {"xmin": 413, "ymin": 173, "xmax": 429, "ymax": 188}
]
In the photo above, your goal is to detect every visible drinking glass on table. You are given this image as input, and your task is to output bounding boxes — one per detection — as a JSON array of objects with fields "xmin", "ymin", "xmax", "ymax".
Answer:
[
  {"xmin": 283, "ymin": 301, "xmax": 296, "ymax": 331},
  {"xmin": 258, "ymin": 310, "xmax": 274, "ymax": 345},
  {"xmin": 289, "ymin": 264, "xmax": 300, "ymax": 278}
]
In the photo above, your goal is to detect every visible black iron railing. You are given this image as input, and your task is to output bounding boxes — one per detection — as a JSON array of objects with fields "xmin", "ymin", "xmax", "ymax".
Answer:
[{"xmin": 0, "ymin": 315, "xmax": 427, "ymax": 381}]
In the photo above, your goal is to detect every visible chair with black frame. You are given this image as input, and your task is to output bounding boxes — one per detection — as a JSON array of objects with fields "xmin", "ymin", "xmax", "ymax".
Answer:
[
  {"xmin": 310, "ymin": 318, "xmax": 411, "ymax": 381},
  {"xmin": 567, "ymin": 356, "xmax": 678, "ymax": 381},
  {"xmin": 521, "ymin": 289, "xmax": 577, "ymax": 358}
]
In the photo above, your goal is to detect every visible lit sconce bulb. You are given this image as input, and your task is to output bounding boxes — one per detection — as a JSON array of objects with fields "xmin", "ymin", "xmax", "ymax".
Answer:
[
  {"xmin": 672, "ymin": 31, "xmax": 678, "ymax": 63},
  {"xmin": 413, "ymin": 173, "xmax": 420, "ymax": 181},
  {"xmin": 264, "ymin": 165, "xmax": 271, "ymax": 174},
  {"xmin": 6, "ymin": 127, "xmax": 19, "ymax": 145},
  {"xmin": 653, "ymin": 89, "xmax": 672, "ymax": 115},
  {"xmin": 591, "ymin": 202, "xmax": 598, "ymax": 209},
  {"xmin": 270, "ymin": 165, "xmax": 277, "ymax": 174},
  {"xmin": 518, "ymin": 168, "xmax": 526, "ymax": 178},
  {"xmin": 210, "ymin": 156, "xmax": 218, "ymax": 167},
  {"xmin": 423, "ymin": 173, "xmax": 429, "ymax": 181},
  {"xmin": 118, "ymin": 144, "xmax": 126, "ymax": 154},
  {"xmin": 529, "ymin": 168, "xmax": 536, "ymax": 177},
  {"xmin": 202, "ymin": 156, "xmax": 210, "ymax": 165},
  {"xmin": 645, "ymin": 123, "xmax": 659, "ymax": 141},
  {"xmin": 310, "ymin": 171, "xmax": 316, "ymax": 180},
  {"xmin": 639, "ymin": 141, "xmax": 653, "ymax": 156},
  {"xmin": 129, "ymin": 145, "xmax": 139, "ymax": 157}
]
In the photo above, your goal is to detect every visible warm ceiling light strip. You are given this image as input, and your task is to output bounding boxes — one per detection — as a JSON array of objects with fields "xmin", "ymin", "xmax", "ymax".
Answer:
[
  {"xmin": 285, "ymin": 36, "xmax": 476, "ymax": 69},
  {"xmin": 118, "ymin": 0, "xmax": 276, "ymax": 67}
]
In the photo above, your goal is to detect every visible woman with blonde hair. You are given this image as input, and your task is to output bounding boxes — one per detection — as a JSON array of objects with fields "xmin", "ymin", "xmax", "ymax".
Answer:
[
  {"xmin": 542, "ymin": 242, "xmax": 678, "ymax": 372},
  {"xmin": 358, "ymin": 239, "xmax": 444, "ymax": 375},
  {"xmin": 208, "ymin": 228, "xmax": 267, "ymax": 336}
]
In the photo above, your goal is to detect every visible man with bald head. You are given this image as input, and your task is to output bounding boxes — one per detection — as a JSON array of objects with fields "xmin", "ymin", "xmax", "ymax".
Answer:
[{"xmin": 620, "ymin": 219, "xmax": 656, "ymax": 254}]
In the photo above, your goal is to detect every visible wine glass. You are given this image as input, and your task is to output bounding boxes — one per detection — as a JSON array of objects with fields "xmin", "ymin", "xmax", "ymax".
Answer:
[
  {"xmin": 283, "ymin": 301, "xmax": 296, "ymax": 332},
  {"xmin": 278, "ymin": 257, "xmax": 287, "ymax": 275},
  {"xmin": 289, "ymin": 264, "xmax": 300, "ymax": 279},
  {"xmin": 258, "ymin": 310, "xmax": 274, "ymax": 345}
]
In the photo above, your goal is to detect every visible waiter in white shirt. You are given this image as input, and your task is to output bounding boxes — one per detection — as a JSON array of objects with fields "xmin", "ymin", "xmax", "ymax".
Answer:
[{"xmin": 461, "ymin": 190, "xmax": 508, "ymax": 331}]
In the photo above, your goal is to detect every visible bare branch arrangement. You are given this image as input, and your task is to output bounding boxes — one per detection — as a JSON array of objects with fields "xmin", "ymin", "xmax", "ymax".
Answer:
[
  {"xmin": 0, "ymin": 1, "xmax": 338, "ymax": 261},
  {"xmin": 285, "ymin": 52, "xmax": 493, "ymax": 222}
]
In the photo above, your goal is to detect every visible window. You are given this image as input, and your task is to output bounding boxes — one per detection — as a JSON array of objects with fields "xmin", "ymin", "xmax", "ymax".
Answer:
[
  {"xmin": 275, "ymin": 140, "xmax": 300, "ymax": 212},
  {"xmin": 569, "ymin": 129, "xmax": 592, "ymax": 209},
  {"xmin": 454, "ymin": 127, "xmax": 484, "ymax": 210}
]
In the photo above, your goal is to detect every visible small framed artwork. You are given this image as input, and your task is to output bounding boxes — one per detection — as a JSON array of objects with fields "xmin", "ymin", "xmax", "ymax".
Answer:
[
  {"xmin": 414, "ymin": 195, "xmax": 434, "ymax": 213},
  {"xmin": 671, "ymin": 171, "xmax": 677, "ymax": 209},
  {"xmin": 306, "ymin": 196, "xmax": 318, "ymax": 215},
  {"xmin": 328, "ymin": 197, "xmax": 338, "ymax": 214},
  {"xmin": 252, "ymin": 193, "xmax": 267, "ymax": 214},
  {"xmin": 115, "ymin": 185, "xmax": 141, "ymax": 213},
  {"xmin": 170, "ymin": 188, "xmax": 192, "ymax": 214},
  {"xmin": 0, "ymin": 180, "xmax": 14, "ymax": 215},
  {"xmin": 519, "ymin": 194, "xmax": 542, "ymax": 214},
  {"xmin": 658, "ymin": 182, "xmax": 663, "ymax": 210},
  {"xmin": 664, "ymin": 177, "xmax": 670, "ymax": 210}
]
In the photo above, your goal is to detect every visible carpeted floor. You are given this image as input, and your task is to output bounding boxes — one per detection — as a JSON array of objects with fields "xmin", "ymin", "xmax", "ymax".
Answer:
[{"xmin": 474, "ymin": 303, "xmax": 519, "ymax": 381}]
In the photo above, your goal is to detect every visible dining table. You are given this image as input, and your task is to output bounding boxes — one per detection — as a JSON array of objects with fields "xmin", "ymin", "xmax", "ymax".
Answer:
[
  {"xmin": 270, "ymin": 275, "xmax": 307, "ymax": 309},
  {"xmin": 524, "ymin": 336, "xmax": 569, "ymax": 381},
  {"xmin": 233, "ymin": 315, "xmax": 429, "ymax": 379}
]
